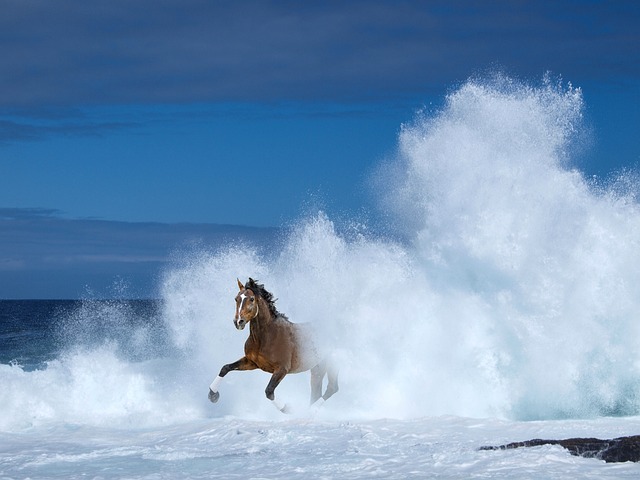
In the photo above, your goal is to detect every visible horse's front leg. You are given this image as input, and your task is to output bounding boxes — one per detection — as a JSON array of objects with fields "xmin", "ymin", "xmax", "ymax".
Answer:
[
  {"xmin": 208, "ymin": 356, "xmax": 257, "ymax": 403},
  {"xmin": 265, "ymin": 368, "xmax": 290, "ymax": 413}
]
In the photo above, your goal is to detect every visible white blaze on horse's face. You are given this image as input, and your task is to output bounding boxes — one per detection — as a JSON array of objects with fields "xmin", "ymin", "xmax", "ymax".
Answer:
[{"xmin": 234, "ymin": 289, "xmax": 258, "ymax": 330}]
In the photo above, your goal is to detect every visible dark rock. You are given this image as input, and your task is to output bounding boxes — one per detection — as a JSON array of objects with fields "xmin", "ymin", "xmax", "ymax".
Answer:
[{"xmin": 480, "ymin": 435, "xmax": 640, "ymax": 463}]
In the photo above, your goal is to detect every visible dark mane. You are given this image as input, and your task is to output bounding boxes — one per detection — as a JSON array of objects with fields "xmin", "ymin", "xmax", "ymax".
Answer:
[{"xmin": 245, "ymin": 278, "xmax": 287, "ymax": 320}]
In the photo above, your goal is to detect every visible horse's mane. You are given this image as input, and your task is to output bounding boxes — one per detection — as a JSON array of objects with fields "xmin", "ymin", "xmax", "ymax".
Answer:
[{"xmin": 245, "ymin": 278, "xmax": 287, "ymax": 320}]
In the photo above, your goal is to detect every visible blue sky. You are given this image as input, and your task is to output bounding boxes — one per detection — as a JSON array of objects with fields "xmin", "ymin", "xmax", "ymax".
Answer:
[{"xmin": 1, "ymin": 0, "xmax": 639, "ymax": 298}]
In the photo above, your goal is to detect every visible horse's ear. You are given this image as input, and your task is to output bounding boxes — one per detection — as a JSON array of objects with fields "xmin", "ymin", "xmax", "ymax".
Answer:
[{"xmin": 237, "ymin": 278, "xmax": 244, "ymax": 291}]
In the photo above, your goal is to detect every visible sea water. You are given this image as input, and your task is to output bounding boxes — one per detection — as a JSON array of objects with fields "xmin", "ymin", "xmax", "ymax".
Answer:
[{"xmin": 2, "ymin": 74, "xmax": 640, "ymax": 478}]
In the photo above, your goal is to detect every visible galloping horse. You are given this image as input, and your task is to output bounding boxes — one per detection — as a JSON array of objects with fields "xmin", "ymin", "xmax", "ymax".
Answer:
[{"xmin": 208, "ymin": 278, "xmax": 339, "ymax": 413}]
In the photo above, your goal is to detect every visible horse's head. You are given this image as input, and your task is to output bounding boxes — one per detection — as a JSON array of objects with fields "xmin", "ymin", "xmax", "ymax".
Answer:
[{"xmin": 233, "ymin": 278, "xmax": 259, "ymax": 330}]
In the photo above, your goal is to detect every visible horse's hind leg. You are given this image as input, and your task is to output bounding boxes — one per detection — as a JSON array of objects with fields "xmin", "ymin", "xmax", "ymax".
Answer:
[
  {"xmin": 310, "ymin": 360, "xmax": 338, "ymax": 410},
  {"xmin": 322, "ymin": 361, "xmax": 339, "ymax": 401},
  {"xmin": 310, "ymin": 363, "xmax": 326, "ymax": 405}
]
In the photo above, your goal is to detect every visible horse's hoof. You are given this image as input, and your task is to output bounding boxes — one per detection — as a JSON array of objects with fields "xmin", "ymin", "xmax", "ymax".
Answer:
[
  {"xmin": 309, "ymin": 398, "xmax": 325, "ymax": 414},
  {"xmin": 208, "ymin": 389, "xmax": 220, "ymax": 403},
  {"xmin": 280, "ymin": 404, "xmax": 292, "ymax": 415}
]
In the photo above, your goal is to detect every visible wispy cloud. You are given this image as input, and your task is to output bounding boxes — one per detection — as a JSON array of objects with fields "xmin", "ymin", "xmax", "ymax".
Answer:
[
  {"xmin": 0, "ymin": 208, "xmax": 279, "ymax": 298},
  {"xmin": 0, "ymin": 207, "xmax": 62, "ymax": 220},
  {"xmin": 0, "ymin": 117, "xmax": 136, "ymax": 144}
]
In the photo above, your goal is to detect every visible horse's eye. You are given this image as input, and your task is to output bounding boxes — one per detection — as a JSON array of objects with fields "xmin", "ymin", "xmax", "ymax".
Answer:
[{"xmin": 249, "ymin": 297, "xmax": 255, "ymax": 302}]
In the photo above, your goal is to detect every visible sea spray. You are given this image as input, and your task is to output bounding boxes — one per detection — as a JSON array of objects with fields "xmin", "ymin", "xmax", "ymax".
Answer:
[
  {"xmin": 0, "ymin": 298, "xmax": 205, "ymax": 431},
  {"xmin": 162, "ymin": 214, "xmax": 509, "ymax": 419},
  {"xmin": 161, "ymin": 74, "xmax": 640, "ymax": 421},
  {"xmin": 385, "ymin": 74, "xmax": 640, "ymax": 419}
]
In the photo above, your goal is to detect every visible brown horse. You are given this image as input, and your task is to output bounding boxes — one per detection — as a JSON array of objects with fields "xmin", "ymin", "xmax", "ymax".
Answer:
[{"xmin": 208, "ymin": 278, "xmax": 338, "ymax": 413}]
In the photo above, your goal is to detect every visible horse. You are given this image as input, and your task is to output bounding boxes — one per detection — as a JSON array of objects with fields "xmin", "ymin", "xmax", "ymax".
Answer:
[{"xmin": 207, "ymin": 278, "xmax": 339, "ymax": 413}]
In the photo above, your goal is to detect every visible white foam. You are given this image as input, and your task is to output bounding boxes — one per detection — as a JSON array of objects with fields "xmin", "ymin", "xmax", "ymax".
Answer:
[{"xmin": 0, "ymin": 344, "xmax": 203, "ymax": 431}]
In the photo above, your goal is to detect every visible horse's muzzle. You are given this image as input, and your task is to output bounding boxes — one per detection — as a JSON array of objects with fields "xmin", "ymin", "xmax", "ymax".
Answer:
[{"xmin": 234, "ymin": 318, "xmax": 246, "ymax": 330}]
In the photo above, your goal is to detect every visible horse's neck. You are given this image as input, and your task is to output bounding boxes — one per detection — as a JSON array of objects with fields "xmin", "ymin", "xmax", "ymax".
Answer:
[{"xmin": 249, "ymin": 298, "xmax": 274, "ymax": 340}]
